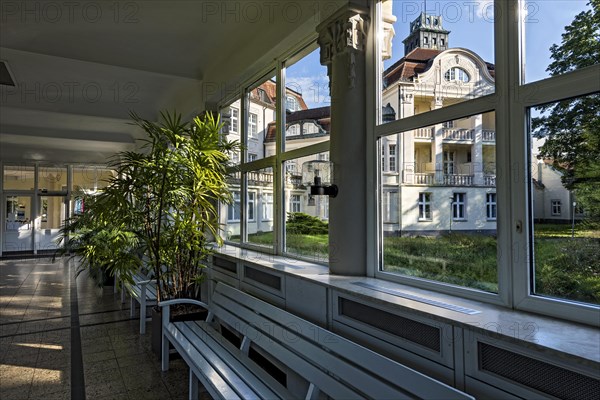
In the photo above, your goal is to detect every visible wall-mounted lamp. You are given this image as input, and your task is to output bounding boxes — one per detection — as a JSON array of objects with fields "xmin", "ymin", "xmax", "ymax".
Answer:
[{"xmin": 302, "ymin": 160, "xmax": 338, "ymax": 198}]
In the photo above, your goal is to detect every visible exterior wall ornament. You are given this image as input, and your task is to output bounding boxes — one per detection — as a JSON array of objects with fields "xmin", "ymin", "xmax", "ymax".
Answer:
[
  {"xmin": 400, "ymin": 89, "xmax": 414, "ymax": 103},
  {"xmin": 317, "ymin": 7, "xmax": 369, "ymax": 91},
  {"xmin": 455, "ymin": 54, "xmax": 460, "ymax": 65}
]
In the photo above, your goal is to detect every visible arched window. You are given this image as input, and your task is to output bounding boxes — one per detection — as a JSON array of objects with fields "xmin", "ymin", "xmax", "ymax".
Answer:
[
  {"xmin": 445, "ymin": 67, "xmax": 470, "ymax": 83},
  {"xmin": 286, "ymin": 95, "xmax": 299, "ymax": 111}
]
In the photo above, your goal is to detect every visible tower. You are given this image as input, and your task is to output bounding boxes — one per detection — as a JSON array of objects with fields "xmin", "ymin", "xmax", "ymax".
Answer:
[{"xmin": 402, "ymin": 13, "xmax": 450, "ymax": 55}]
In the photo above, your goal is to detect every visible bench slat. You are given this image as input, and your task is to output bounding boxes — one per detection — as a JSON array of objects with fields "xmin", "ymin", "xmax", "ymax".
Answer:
[
  {"xmin": 182, "ymin": 321, "xmax": 290, "ymax": 399},
  {"xmin": 215, "ymin": 283, "xmax": 473, "ymax": 400},
  {"xmin": 212, "ymin": 293, "xmax": 412, "ymax": 400}
]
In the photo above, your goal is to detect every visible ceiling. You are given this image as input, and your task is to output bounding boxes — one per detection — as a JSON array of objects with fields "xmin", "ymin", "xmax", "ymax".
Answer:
[{"xmin": 0, "ymin": 1, "xmax": 338, "ymax": 164}]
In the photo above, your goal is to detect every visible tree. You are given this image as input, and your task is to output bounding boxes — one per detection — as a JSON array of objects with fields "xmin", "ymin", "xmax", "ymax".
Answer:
[{"xmin": 532, "ymin": 0, "xmax": 600, "ymax": 219}]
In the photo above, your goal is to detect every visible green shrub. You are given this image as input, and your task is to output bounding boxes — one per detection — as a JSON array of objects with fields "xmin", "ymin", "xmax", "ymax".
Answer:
[{"xmin": 286, "ymin": 212, "xmax": 328, "ymax": 235}]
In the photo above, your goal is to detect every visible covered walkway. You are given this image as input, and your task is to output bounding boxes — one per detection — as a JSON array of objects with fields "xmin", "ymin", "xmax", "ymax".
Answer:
[{"xmin": 0, "ymin": 258, "xmax": 198, "ymax": 400}]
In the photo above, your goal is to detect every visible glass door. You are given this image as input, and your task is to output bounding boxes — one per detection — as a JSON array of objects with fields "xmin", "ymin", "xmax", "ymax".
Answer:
[
  {"xmin": 35, "ymin": 195, "xmax": 67, "ymax": 253},
  {"xmin": 3, "ymin": 195, "xmax": 34, "ymax": 253}
]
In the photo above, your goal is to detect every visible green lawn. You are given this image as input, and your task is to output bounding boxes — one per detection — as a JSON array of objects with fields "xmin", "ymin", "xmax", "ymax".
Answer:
[{"xmin": 243, "ymin": 222, "xmax": 599, "ymax": 304}]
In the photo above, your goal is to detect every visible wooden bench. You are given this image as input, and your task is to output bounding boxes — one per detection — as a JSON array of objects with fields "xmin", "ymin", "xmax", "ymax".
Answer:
[
  {"xmin": 120, "ymin": 271, "xmax": 158, "ymax": 334},
  {"xmin": 160, "ymin": 282, "xmax": 474, "ymax": 400}
]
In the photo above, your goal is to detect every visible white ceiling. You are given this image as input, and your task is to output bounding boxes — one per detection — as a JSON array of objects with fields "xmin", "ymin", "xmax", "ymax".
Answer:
[{"xmin": 0, "ymin": 0, "xmax": 338, "ymax": 164}]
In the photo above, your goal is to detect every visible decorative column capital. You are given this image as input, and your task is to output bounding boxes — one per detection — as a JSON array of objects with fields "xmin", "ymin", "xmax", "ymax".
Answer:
[{"xmin": 316, "ymin": 5, "xmax": 369, "ymax": 90}]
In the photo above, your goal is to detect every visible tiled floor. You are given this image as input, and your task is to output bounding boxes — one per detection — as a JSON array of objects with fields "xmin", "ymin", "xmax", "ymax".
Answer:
[{"xmin": 0, "ymin": 257, "xmax": 196, "ymax": 400}]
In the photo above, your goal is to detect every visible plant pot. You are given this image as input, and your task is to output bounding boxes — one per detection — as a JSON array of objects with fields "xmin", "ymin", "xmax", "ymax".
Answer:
[{"xmin": 151, "ymin": 304, "xmax": 209, "ymax": 357}]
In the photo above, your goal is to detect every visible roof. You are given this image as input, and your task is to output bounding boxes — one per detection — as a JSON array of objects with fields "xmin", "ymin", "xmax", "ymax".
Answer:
[
  {"xmin": 248, "ymin": 80, "xmax": 308, "ymax": 110},
  {"xmin": 265, "ymin": 106, "xmax": 331, "ymax": 142},
  {"xmin": 383, "ymin": 48, "xmax": 496, "ymax": 87}
]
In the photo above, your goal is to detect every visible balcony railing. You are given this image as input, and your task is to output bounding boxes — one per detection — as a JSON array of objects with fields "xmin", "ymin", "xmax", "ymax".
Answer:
[
  {"xmin": 482, "ymin": 130, "xmax": 496, "ymax": 142},
  {"xmin": 247, "ymin": 171, "xmax": 273, "ymax": 185},
  {"xmin": 413, "ymin": 173, "xmax": 434, "ymax": 185},
  {"xmin": 443, "ymin": 174, "xmax": 473, "ymax": 186},
  {"xmin": 483, "ymin": 175, "xmax": 496, "ymax": 186},
  {"xmin": 442, "ymin": 128, "xmax": 474, "ymax": 141},
  {"xmin": 414, "ymin": 127, "xmax": 434, "ymax": 139}
]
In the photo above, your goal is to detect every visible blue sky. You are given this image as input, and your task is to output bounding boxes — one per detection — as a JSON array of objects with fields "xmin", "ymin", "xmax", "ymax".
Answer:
[{"xmin": 285, "ymin": 0, "xmax": 591, "ymax": 109}]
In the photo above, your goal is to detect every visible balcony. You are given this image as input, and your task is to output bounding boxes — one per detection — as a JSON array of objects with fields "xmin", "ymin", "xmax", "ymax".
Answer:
[
  {"xmin": 484, "ymin": 175, "xmax": 496, "ymax": 186},
  {"xmin": 442, "ymin": 128, "xmax": 474, "ymax": 141},
  {"xmin": 443, "ymin": 174, "xmax": 473, "ymax": 186},
  {"xmin": 414, "ymin": 127, "xmax": 434, "ymax": 140},
  {"xmin": 413, "ymin": 173, "xmax": 434, "ymax": 185},
  {"xmin": 482, "ymin": 130, "xmax": 496, "ymax": 142}
]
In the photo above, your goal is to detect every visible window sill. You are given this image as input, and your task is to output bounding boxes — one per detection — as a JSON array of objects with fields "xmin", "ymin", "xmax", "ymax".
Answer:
[{"xmin": 211, "ymin": 244, "xmax": 600, "ymax": 368}]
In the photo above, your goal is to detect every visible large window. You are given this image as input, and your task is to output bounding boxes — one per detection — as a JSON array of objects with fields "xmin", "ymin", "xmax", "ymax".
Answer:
[
  {"xmin": 418, "ymin": 193, "xmax": 432, "ymax": 221},
  {"xmin": 486, "ymin": 193, "xmax": 497, "ymax": 220},
  {"xmin": 452, "ymin": 193, "xmax": 466, "ymax": 220}
]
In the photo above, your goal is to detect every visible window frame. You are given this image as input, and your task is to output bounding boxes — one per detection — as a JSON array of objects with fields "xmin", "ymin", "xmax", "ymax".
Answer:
[
  {"xmin": 418, "ymin": 192, "xmax": 432, "ymax": 221},
  {"xmin": 230, "ymin": 107, "xmax": 239, "ymax": 133},
  {"xmin": 290, "ymin": 194, "xmax": 301, "ymax": 213},
  {"xmin": 372, "ymin": 0, "xmax": 599, "ymax": 325},
  {"xmin": 249, "ymin": 112, "xmax": 258, "ymax": 138},
  {"xmin": 486, "ymin": 192, "xmax": 497, "ymax": 221},
  {"xmin": 551, "ymin": 199, "xmax": 562, "ymax": 216},
  {"xmin": 452, "ymin": 192, "xmax": 466, "ymax": 221}
]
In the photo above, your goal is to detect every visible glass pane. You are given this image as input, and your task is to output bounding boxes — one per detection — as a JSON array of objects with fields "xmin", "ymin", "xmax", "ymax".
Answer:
[
  {"xmin": 72, "ymin": 165, "xmax": 114, "ymax": 193},
  {"xmin": 522, "ymin": 0, "xmax": 596, "ymax": 84},
  {"xmin": 3, "ymin": 165, "xmax": 35, "ymax": 190},
  {"xmin": 248, "ymin": 76, "xmax": 277, "ymax": 161},
  {"xmin": 222, "ymin": 172, "xmax": 241, "ymax": 243},
  {"xmin": 529, "ymin": 94, "xmax": 600, "ymax": 304},
  {"xmin": 381, "ymin": 112, "xmax": 498, "ymax": 292},
  {"xmin": 35, "ymin": 196, "xmax": 66, "ymax": 252},
  {"xmin": 379, "ymin": 0, "xmax": 495, "ymax": 124},
  {"xmin": 220, "ymin": 99, "xmax": 242, "ymax": 165},
  {"xmin": 284, "ymin": 47, "xmax": 330, "ymax": 151},
  {"xmin": 247, "ymin": 167, "xmax": 274, "ymax": 248},
  {"xmin": 284, "ymin": 152, "xmax": 330, "ymax": 262},
  {"xmin": 39, "ymin": 165, "xmax": 67, "ymax": 192},
  {"xmin": 3, "ymin": 195, "xmax": 33, "ymax": 252}
]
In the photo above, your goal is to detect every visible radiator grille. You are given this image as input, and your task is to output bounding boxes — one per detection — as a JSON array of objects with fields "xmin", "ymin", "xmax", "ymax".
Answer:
[
  {"xmin": 244, "ymin": 266, "xmax": 281, "ymax": 290},
  {"xmin": 479, "ymin": 342, "xmax": 600, "ymax": 400},
  {"xmin": 339, "ymin": 297, "xmax": 441, "ymax": 352},
  {"xmin": 213, "ymin": 257, "xmax": 237, "ymax": 273}
]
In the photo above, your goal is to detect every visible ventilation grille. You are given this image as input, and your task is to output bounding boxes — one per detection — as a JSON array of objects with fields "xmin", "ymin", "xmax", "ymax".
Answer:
[
  {"xmin": 479, "ymin": 342, "xmax": 600, "ymax": 400},
  {"xmin": 213, "ymin": 257, "xmax": 237, "ymax": 274},
  {"xmin": 244, "ymin": 266, "xmax": 281, "ymax": 290},
  {"xmin": 0, "ymin": 61, "xmax": 15, "ymax": 86},
  {"xmin": 339, "ymin": 297, "xmax": 441, "ymax": 352}
]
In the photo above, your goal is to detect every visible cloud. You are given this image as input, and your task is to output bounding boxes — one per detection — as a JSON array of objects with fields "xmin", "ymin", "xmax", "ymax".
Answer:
[{"xmin": 286, "ymin": 75, "xmax": 330, "ymax": 109}]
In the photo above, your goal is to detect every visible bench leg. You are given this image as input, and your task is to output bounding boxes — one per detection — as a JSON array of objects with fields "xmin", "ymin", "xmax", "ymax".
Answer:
[
  {"xmin": 189, "ymin": 370, "xmax": 199, "ymax": 400},
  {"xmin": 139, "ymin": 299, "xmax": 146, "ymax": 335},
  {"xmin": 161, "ymin": 331, "xmax": 169, "ymax": 372},
  {"xmin": 130, "ymin": 297, "xmax": 135, "ymax": 318}
]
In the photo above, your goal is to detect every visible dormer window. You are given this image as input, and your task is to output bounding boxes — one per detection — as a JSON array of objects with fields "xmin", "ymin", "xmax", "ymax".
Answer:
[
  {"xmin": 445, "ymin": 67, "xmax": 470, "ymax": 83},
  {"xmin": 287, "ymin": 124, "xmax": 300, "ymax": 136},
  {"xmin": 286, "ymin": 95, "xmax": 299, "ymax": 112}
]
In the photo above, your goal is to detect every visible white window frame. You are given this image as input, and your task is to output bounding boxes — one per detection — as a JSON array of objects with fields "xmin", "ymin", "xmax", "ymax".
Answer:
[
  {"xmin": 247, "ymin": 191, "xmax": 256, "ymax": 221},
  {"xmin": 230, "ymin": 107, "xmax": 239, "ymax": 133},
  {"xmin": 249, "ymin": 113, "xmax": 258, "ymax": 138},
  {"xmin": 551, "ymin": 199, "xmax": 561, "ymax": 216},
  {"xmin": 262, "ymin": 192, "xmax": 274, "ymax": 221},
  {"xmin": 372, "ymin": 0, "xmax": 599, "ymax": 325},
  {"xmin": 486, "ymin": 193, "xmax": 497, "ymax": 220},
  {"xmin": 388, "ymin": 144, "xmax": 397, "ymax": 172},
  {"xmin": 452, "ymin": 193, "xmax": 466, "ymax": 221},
  {"xmin": 227, "ymin": 191, "xmax": 241, "ymax": 222},
  {"xmin": 418, "ymin": 192, "xmax": 432, "ymax": 221},
  {"xmin": 290, "ymin": 194, "xmax": 301, "ymax": 213},
  {"xmin": 444, "ymin": 67, "xmax": 470, "ymax": 83}
]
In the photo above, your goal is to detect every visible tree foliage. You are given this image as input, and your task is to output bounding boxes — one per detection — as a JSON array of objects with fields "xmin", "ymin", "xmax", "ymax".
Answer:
[{"xmin": 532, "ymin": 0, "xmax": 600, "ymax": 218}]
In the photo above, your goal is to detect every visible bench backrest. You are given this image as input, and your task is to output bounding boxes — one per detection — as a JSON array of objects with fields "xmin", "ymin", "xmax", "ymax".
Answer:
[{"xmin": 210, "ymin": 282, "xmax": 473, "ymax": 400}]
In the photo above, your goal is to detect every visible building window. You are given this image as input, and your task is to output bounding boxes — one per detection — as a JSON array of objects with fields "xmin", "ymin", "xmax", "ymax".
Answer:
[
  {"xmin": 440, "ymin": 38, "xmax": 445, "ymax": 46},
  {"xmin": 228, "ymin": 191, "xmax": 241, "ymax": 221},
  {"xmin": 444, "ymin": 67, "xmax": 470, "ymax": 83},
  {"xmin": 486, "ymin": 193, "xmax": 497, "ymax": 220},
  {"xmin": 286, "ymin": 95, "xmax": 299, "ymax": 112},
  {"xmin": 389, "ymin": 144, "xmax": 397, "ymax": 172},
  {"xmin": 230, "ymin": 107, "xmax": 239, "ymax": 133},
  {"xmin": 452, "ymin": 193, "xmax": 466, "ymax": 220},
  {"xmin": 551, "ymin": 200, "xmax": 562, "ymax": 216},
  {"xmin": 383, "ymin": 191, "xmax": 399, "ymax": 223},
  {"xmin": 248, "ymin": 153, "xmax": 257, "ymax": 162},
  {"xmin": 418, "ymin": 193, "xmax": 432, "ymax": 221},
  {"xmin": 248, "ymin": 192, "xmax": 256, "ymax": 221},
  {"xmin": 262, "ymin": 193, "xmax": 273, "ymax": 221},
  {"xmin": 443, "ymin": 151, "xmax": 455, "ymax": 174},
  {"xmin": 249, "ymin": 113, "xmax": 258, "ymax": 137},
  {"xmin": 442, "ymin": 120, "xmax": 455, "ymax": 128},
  {"xmin": 290, "ymin": 194, "xmax": 301, "ymax": 213},
  {"xmin": 381, "ymin": 145, "xmax": 386, "ymax": 171},
  {"xmin": 287, "ymin": 124, "xmax": 300, "ymax": 136}
]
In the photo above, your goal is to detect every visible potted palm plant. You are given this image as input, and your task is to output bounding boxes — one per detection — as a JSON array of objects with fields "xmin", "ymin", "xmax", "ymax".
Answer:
[{"xmin": 58, "ymin": 110, "xmax": 239, "ymax": 315}]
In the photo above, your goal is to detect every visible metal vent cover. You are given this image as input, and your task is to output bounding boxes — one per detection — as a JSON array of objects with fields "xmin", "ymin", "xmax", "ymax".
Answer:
[
  {"xmin": 339, "ymin": 297, "xmax": 441, "ymax": 352},
  {"xmin": 479, "ymin": 342, "xmax": 600, "ymax": 400},
  {"xmin": 213, "ymin": 257, "xmax": 237, "ymax": 273},
  {"xmin": 244, "ymin": 266, "xmax": 281, "ymax": 290}
]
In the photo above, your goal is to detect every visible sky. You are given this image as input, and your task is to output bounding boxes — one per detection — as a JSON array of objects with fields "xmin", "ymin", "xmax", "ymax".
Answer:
[{"xmin": 285, "ymin": 0, "xmax": 591, "ymax": 109}]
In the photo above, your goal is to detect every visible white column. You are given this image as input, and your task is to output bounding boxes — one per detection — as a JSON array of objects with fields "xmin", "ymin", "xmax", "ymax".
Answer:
[
  {"xmin": 473, "ymin": 114, "xmax": 484, "ymax": 185},
  {"xmin": 317, "ymin": 3, "xmax": 369, "ymax": 275}
]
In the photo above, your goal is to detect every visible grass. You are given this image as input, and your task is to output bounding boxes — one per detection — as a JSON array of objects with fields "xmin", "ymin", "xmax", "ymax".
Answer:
[{"xmin": 241, "ymin": 222, "xmax": 600, "ymax": 304}]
